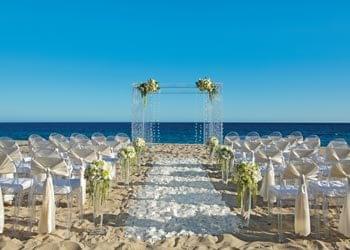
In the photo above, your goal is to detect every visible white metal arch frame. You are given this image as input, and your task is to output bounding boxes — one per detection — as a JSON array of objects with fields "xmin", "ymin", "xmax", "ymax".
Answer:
[{"xmin": 131, "ymin": 84, "xmax": 223, "ymax": 144}]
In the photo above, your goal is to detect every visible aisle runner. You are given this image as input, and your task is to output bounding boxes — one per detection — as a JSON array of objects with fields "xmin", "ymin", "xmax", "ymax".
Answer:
[{"xmin": 125, "ymin": 157, "xmax": 240, "ymax": 242}]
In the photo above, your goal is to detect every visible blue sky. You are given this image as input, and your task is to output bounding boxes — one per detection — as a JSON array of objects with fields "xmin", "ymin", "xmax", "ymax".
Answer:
[{"xmin": 0, "ymin": 1, "xmax": 349, "ymax": 122}]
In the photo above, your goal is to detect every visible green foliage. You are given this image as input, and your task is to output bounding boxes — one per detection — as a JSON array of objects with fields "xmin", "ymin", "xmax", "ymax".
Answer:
[
  {"xmin": 84, "ymin": 160, "xmax": 111, "ymax": 205},
  {"xmin": 232, "ymin": 162, "xmax": 261, "ymax": 203},
  {"xmin": 136, "ymin": 79, "xmax": 160, "ymax": 105},
  {"xmin": 196, "ymin": 77, "xmax": 218, "ymax": 101}
]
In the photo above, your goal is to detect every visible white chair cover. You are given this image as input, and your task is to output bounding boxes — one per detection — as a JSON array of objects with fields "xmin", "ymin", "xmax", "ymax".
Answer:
[
  {"xmin": 326, "ymin": 147, "xmax": 350, "ymax": 162},
  {"xmin": 274, "ymin": 139, "xmax": 289, "ymax": 152},
  {"xmin": 304, "ymin": 138, "xmax": 321, "ymax": 149},
  {"xmin": 0, "ymin": 152, "xmax": 17, "ymax": 233},
  {"xmin": 31, "ymin": 157, "xmax": 70, "ymax": 234},
  {"xmin": 0, "ymin": 146, "xmax": 22, "ymax": 164},
  {"xmin": 260, "ymin": 137, "xmax": 273, "ymax": 146},
  {"xmin": 95, "ymin": 144, "xmax": 113, "ymax": 158},
  {"xmin": 256, "ymin": 146, "xmax": 283, "ymax": 203},
  {"xmin": 329, "ymin": 159, "xmax": 350, "ymax": 237},
  {"xmin": 289, "ymin": 148, "xmax": 315, "ymax": 161},
  {"xmin": 283, "ymin": 160, "xmax": 318, "ymax": 236},
  {"xmin": 242, "ymin": 140, "xmax": 261, "ymax": 163},
  {"xmin": 70, "ymin": 147, "xmax": 98, "ymax": 205}
]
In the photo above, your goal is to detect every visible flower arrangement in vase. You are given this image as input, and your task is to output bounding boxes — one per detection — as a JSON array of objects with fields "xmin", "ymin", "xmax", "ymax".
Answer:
[
  {"xmin": 118, "ymin": 145, "xmax": 137, "ymax": 185},
  {"xmin": 136, "ymin": 78, "xmax": 160, "ymax": 106},
  {"xmin": 232, "ymin": 161, "xmax": 262, "ymax": 226},
  {"xmin": 133, "ymin": 137, "xmax": 146, "ymax": 174},
  {"xmin": 196, "ymin": 77, "xmax": 218, "ymax": 101},
  {"xmin": 216, "ymin": 145, "xmax": 234, "ymax": 184},
  {"xmin": 84, "ymin": 160, "xmax": 112, "ymax": 235}
]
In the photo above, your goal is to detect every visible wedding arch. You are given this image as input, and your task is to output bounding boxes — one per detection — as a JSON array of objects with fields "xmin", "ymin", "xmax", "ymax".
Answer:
[{"xmin": 131, "ymin": 82, "xmax": 223, "ymax": 144}]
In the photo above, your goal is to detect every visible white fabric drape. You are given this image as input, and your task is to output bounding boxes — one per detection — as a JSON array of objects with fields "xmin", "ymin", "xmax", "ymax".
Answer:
[
  {"xmin": 256, "ymin": 146, "xmax": 283, "ymax": 203},
  {"xmin": 0, "ymin": 152, "xmax": 17, "ymax": 233},
  {"xmin": 283, "ymin": 160, "xmax": 318, "ymax": 236},
  {"xmin": 0, "ymin": 186, "xmax": 3, "ymax": 234},
  {"xmin": 31, "ymin": 157, "xmax": 70, "ymax": 234},
  {"xmin": 329, "ymin": 159, "xmax": 350, "ymax": 237}
]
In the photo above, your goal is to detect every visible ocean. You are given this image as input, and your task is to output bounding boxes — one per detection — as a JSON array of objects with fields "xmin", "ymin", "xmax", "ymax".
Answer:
[{"xmin": 0, "ymin": 122, "xmax": 349, "ymax": 146}]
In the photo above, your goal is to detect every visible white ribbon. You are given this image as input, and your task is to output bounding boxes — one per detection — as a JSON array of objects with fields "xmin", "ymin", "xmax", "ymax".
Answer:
[
  {"xmin": 283, "ymin": 160, "xmax": 318, "ymax": 236},
  {"xmin": 31, "ymin": 157, "xmax": 69, "ymax": 234},
  {"xmin": 256, "ymin": 146, "xmax": 282, "ymax": 203},
  {"xmin": 0, "ymin": 186, "xmax": 3, "ymax": 234},
  {"xmin": 0, "ymin": 152, "xmax": 17, "ymax": 233},
  {"xmin": 329, "ymin": 159, "xmax": 350, "ymax": 237}
]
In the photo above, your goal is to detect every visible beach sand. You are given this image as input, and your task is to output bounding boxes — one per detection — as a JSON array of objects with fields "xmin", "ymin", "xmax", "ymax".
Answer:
[{"xmin": 0, "ymin": 143, "xmax": 349, "ymax": 249}]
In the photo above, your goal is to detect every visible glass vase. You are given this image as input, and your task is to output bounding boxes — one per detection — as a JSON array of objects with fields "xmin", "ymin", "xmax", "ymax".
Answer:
[
  {"xmin": 136, "ymin": 153, "xmax": 141, "ymax": 174},
  {"xmin": 210, "ymin": 149, "xmax": 215, "ymax": 164},
  {"xmin": 240, "ymin": 187, "xmax": 252, "ymax": 227},
  {"xmin": 121, "ymin": 159, "xmax": 130, "ymax": 185},
  {"xmin": 90, "ymin": 188, "xmax": 106, "ymax": 235},
  {"xmin": 221, "ymin": 160, "xmax": 229, "ymax": 184}
]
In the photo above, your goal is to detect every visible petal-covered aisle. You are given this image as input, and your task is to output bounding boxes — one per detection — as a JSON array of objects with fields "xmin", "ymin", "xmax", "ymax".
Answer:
[{"xmin": 125, "ymin": 157, "xmax": 241, "ymax": 243}]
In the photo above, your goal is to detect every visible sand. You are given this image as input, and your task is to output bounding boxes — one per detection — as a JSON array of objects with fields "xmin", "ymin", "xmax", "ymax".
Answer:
[{"xmin": 0, "ymin": 143, "xmax": 349, "ymax": 249}]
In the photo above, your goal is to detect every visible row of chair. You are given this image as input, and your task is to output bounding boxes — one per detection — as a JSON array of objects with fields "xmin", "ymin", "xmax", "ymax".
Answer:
[
  {"xmin": 224, "ymin": 131, "xmax": 350, "ymax": 241},
  {"xmin": 0, "ymin": 132, "xmax": 131, "ymax": 236}
]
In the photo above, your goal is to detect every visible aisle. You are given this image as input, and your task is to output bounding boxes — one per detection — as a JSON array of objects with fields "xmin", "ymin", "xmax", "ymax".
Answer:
[{"xmin": 125, "ymin": 157, "xmax": 241, "ymax": 243}]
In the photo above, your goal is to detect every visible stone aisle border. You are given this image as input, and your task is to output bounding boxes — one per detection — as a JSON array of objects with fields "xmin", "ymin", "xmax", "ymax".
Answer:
[{"xmin": 124, "ymin": 157, "xmax": 241, "ymax": 243}]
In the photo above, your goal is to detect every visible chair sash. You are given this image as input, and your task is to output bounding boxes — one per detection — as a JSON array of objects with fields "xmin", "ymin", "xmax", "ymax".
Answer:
[
  {"xmin": 31, "ymin": 157, "xmax": 70, "ymax": 234},
  {"xmin": 0, "ymin": 146, "xmax": 22, "ymax": 164},
  {"xmin": 329, "ymin": 160, "xmax": 350, "ymax": 237},
  {"xmin": 0, "ymin": 186, "xmax": 3, "ymax": 234},
  {"xmin": 283, "ymin": 160, "xmax": 318, "ymax": 236},
  {"xmin": 260, "ymin": 138, "xmax": 273, "ymax": 146},
  {"xmin": 289, "ymin": 148, "xmax": 315, "ymax": 161},
  {"xmin": 70, "ymin": 148, "xmax": 98, "ymax": 206},
  {"xmin": 242, "ymin": 140, "xmax": 261, "ymax": 163},
  {"xmin": 274, "ymin": 139, "xmax": 289, "ymax": 152},
  {"xmin": 256, "ymin": 147, "xmax": 283, "ymax": 203},
  {"xmin": 95, "ymin": 144, "xmax": 113, "ymax": 158},
  {"xmin": 0, "ymin": 152, "xmax": 17, "ymax": 233},
  {"xmin": 326, "ymin": 147, "xmax": 350, "ymax": 162}
]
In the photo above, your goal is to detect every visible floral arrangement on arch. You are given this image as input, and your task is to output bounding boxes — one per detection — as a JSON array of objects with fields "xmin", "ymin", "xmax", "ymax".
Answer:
[
  {"xmin": 232, "ymin": 162, "xmax": 262, "ymax": 203},
  {"xmin": 136, "ymin": 78, "xmax": 160, "ymax": 106},
  {"xmin": 84, "ymin": 160, "xmax": 112, "ymax": 204},
  {"xmin": 196, "ymin": 77, "xmax": 218, "ymax": 101}
]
